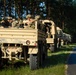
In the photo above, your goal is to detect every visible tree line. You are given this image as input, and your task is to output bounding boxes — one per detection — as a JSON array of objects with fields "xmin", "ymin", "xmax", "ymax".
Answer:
[{"xmin": 0, "ymin": 0, "xmax": 76, "ymax": 42}]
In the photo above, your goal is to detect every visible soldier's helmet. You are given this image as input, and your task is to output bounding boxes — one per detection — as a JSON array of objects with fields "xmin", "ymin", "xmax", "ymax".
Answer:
[{"xmin": 26, "ymin": 14, "xmax": 32, "ymax": 19}]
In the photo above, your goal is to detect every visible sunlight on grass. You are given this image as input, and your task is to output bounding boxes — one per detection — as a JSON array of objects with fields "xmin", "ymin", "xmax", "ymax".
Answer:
[{"xmin": 0, "ymin": 64, "xmax": 65, "ymax": 75}]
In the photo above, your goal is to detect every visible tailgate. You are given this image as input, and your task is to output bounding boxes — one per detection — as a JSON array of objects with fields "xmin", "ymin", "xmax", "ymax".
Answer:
[{"xmin": 0, "ymin": 28, "xmax": 37, "ymax": 45}]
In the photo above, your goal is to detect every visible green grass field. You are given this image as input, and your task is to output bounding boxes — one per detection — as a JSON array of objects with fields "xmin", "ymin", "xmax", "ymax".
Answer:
[{"xmin": 0, "ymin": 44, "xmax": 75, "ymax": 75}]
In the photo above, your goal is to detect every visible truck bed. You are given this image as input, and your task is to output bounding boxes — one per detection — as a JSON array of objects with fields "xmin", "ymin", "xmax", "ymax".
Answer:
[{"xmin": 0, "ymin": 28, "xmax": 46, "ymax": 46}]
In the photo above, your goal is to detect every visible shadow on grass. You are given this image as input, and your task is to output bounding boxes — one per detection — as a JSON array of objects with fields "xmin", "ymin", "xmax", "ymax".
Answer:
[
  {"xmin": 0, "ymin": 60, "xmax": 28, "ymax": 70},
  {"xmin": 0, "ymin": 53, "xmax": 72, "ymax": 70},
  {"xmin": 42, "ymin": 53, "xmax": 70, "ymax": 68},
  {"xmin": 42, "ymin": 45, "xmax": 76, "ymax": 68},
  {"xmin": 1, "ymin": 53, "xmax": 70, "ymax": 70},
  {"xmin": 55, "ymin": 46, "xmax": 73, "ymax": 52}
]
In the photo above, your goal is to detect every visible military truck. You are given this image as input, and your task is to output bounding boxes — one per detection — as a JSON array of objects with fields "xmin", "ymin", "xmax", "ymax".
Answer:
[
  {"xmin": 62, "ymin": 33, "xmax": 71, "ymax": 45},
  {"xmin": 56, "ymin": 27, "xmax": 71, "ymax": 47},
  {"xmin": 56, "ymin": 27, "xmax": 64, "ymax": 48},
  {"xmin": 0, "ymin": 20, "xmax": 47, "ymax": 70},
  {"xmin": 42, "ymin": 20, "xmax": 57, "ymax": 52}
]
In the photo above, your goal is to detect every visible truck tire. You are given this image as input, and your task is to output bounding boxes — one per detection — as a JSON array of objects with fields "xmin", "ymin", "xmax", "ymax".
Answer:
[{"xmin": 29, "ymin": 54, "xmax": 38, "ymax": 70}]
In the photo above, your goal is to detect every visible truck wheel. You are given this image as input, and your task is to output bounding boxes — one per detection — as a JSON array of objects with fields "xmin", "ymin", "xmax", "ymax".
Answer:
[{"xmin": 29, "ymin": 54, "xmax": 38, "ymax": 70}]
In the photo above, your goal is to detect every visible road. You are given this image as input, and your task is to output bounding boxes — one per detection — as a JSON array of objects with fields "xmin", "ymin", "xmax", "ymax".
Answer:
[{"xmin": 67, "ymin": 47, "xmax": 76, "ymax": 75}]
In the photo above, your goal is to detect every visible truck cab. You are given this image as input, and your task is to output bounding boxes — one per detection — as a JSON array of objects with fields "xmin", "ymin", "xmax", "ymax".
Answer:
[{"xmin": 42, "ymin": 20, "xmax": 57, "ymax": 52}]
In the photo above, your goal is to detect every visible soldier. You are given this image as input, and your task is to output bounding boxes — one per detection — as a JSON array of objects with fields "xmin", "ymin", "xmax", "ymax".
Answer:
[
  {"xmin": 18, "ymin": 18, "xmax": 23, "ymax": 28},
  {"xmin": 23, "ymin": 14, "xmax": 35, "ymax": 28},
  {"xmin": 12, "ymin": 19, "xmax": 19, "ymax": 28},
  {"xmin": 0, "ymin": 18, "xmax": 5, "ymax": 28},
  {"xmin": 0, "ymin": 17, "xmax": 13, "ymax": 28},
  {"xmin": 7, "ymin": 17, "xmax": 13, "ymax": 28}
]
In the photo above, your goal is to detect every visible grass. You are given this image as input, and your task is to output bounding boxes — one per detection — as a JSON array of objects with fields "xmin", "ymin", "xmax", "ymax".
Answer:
[{"xmin": 0, "ymin": 44, "xmax": 75, "ymax": 75}]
